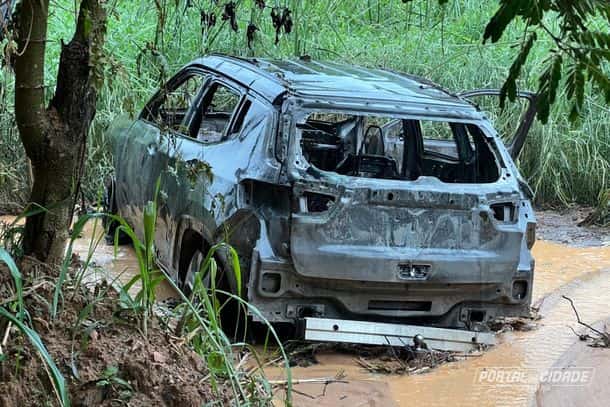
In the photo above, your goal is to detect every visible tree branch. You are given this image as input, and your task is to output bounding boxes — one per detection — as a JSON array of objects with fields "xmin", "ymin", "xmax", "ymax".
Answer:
[{"xmin": 562, "ymin": 295, "xmax": 608, "ymax": 338}]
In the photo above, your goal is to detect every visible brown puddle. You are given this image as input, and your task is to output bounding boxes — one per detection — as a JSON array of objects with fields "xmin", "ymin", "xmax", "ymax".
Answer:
[
  {"xmin": 0, "ymin": 215, "xmax": 177, "ymax": 300},
  {"xmin": 71, "ymin": 218, "xmax": 178, "ymax": 301},
  {"xmin": 387, "ymin": 242, "xmax": 610, "ymax": 407}
]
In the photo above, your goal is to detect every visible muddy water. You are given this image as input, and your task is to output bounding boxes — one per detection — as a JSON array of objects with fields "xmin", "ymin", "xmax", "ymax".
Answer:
[
  {"xmin": 0, "ymin": 215, "xmax": 177, "ymax": 300},
  {"xmin": 388, "ymin": 241, "xmax": 610, "ymax": 407},
  {"xmin": 70, "ymin": 219, "xmax": 178, "ymax": 300},
  {"xmin": 267, "ymin": 241, "xmax": 610, "ymax": 407}
]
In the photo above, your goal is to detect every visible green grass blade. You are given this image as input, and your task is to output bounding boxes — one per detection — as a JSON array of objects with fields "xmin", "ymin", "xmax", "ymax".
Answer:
[
  {"xmin": 0, "ymin": 248, "xmax": 24, "ymax": 321},
  {"xmin": 52, "ymin": 213, "xmax": 103, "ymax": 319},
  {"xmin": 0, "ymin": 307, "xmax": 70, "ymax": 407}
]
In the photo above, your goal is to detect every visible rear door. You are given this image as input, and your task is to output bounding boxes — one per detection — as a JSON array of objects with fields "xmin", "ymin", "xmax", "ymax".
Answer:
[
  {"xmin": 120, "ymin": 69, "xmax": 208, "ymax": 262},
  {"xmin": 458, "ymin": 89, "xmax": 536, "ymax": 159}
]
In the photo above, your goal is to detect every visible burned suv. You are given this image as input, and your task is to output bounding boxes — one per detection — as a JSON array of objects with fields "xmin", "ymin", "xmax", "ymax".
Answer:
[{"xmin": 109, "ymin": 54, "xmax": 537, "ymax": 331}]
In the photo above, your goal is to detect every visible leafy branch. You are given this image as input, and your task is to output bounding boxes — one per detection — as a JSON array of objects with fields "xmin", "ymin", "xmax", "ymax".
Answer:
[{"xmin": 482, "ymin": 0, "xmax": 610, "ymax": 123}]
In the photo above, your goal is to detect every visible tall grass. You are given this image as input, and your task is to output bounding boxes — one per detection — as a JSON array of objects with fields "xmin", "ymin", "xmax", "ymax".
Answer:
[
  {"xmin": 0, "ymin": 248, "xmax": 70, "ymax": 406},
  {"xmin": 0, "ymin": 0, "xmax": 608, "ymax": 208},
  {"xmin": 0, "ymin": 248, "xmax": 24, "ymax": 321},
  {"xmin": 0, "ymin": 69, "xmax": 29, "ymax": 213},
  {"xmin": 99, "ymin": 0, "xmax": 609, "ymax": 207},
  {"xmin": 53, "ymin": 205, "xmax": 292, "ymax": 404}
]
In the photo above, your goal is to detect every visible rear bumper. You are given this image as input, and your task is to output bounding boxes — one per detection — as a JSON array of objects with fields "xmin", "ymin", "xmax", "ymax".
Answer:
[
  {"xmin": 247, "ymin": 250, "xmax": 533, "ymax": 329},
  {"xmin": 247, "ymin": 186, "xmax": 536, "ymax": 329}
]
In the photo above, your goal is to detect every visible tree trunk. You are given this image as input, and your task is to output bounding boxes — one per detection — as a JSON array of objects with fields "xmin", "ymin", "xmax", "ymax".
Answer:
[{"xmin": 14, "ymin": 0, "xmax": 107, "ymax": 264}]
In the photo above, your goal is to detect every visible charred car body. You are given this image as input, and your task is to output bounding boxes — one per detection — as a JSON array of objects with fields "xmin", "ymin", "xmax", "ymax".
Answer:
[{"xmin": 109, "ymin": 55, "xmax": 537, "ymax": 331}]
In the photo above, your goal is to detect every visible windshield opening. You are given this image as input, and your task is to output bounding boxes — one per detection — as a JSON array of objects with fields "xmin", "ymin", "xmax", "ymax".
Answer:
[{"xmin": 297, "ymin": 112, "xmax": 500, "ymax": 184}]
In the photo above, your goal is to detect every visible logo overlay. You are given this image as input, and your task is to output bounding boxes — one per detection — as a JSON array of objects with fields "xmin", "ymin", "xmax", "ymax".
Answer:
[{"xmin": 475, "ymin": 367, "xmax": 594, "ymax": 387}]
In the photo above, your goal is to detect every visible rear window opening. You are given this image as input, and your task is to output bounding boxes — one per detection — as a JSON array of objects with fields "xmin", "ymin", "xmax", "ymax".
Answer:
[{"xmin": 297, "ymin": 113, "xmax": 500, "ymax": 183}]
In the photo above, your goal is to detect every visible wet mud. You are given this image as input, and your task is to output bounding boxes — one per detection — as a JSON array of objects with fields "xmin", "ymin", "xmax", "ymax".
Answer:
[
  {"xmin": 536, "ymin": 208, "xmax": 609, "ymax": 247},
  {"xmin": 535, "ymin": 317, "xmax": 610, "ymax": 407}
]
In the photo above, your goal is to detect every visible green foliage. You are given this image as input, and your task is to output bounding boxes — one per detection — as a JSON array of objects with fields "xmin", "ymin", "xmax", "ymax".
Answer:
[
  {"xmin": 25, "ymin": 204, "xmax": 288, "ymax": 404},
  {"xmin": 536, "ymin": 53, "xmax": 563, "ymax": 123},
  {"xmin": 52, "ymin": 213, "xmax": 105, "ymax": 320},
  {"xmin": 175, "ymin": 243, "xmax": 243, "ymax": 346},
  {"xmin": 55, "ymin": 209, "xmax": 165, "ymax": 335},
  {"xmin": 0, "ymin": 205, "xmax": 47, "ymax": 260},
  {"xmin": 0, "ymin": 247, "xmax": 24, "ymax": 321},
  {"xmin": 173, "ymin": 244, "xmax": 255, "ymax": 395},
  {"xmin": 501, "ymin": 31, "xmax": 537, "ymax": 109},
  {"xmin": 96, "ymin": 0, "xmax": 608, "ymax": 208},
  {"xmin": 116, "ymin": 179, "xmax": 165, "ymax": 336},
  {"xmin": 1, "ymin": 0, "xmax": 609, "ymax": 207},
  {"xmin": 96, "ymin": 365, "xmax": 133, "ymax": 401},
  {"xmin": 1, "ymin": 205, "xmax": 48, "ymax": 319},
  {"xmin": 166, "ymin": 257, "xmax": 293, "ymax": 406},
  {"xmin": 482, "ymin": 0, "xmax": 610, "ymax": 123}
]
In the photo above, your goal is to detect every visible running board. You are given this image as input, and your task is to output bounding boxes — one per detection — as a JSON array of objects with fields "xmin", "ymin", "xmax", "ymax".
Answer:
[{"xmin": 304, "ymin": 317, "xmax": 496, "ymax": 353}]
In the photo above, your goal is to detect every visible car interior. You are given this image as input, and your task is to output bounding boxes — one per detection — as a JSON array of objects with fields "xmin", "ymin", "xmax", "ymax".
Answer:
[
  {"xmin": 299, "ymin": 114, "xmax": 501, "ymax": 183},
  {"xmin": 155, "ymin": 75, "xmax": 205, "ymax": 130},
  {"xmin": 147, "ymin": 74, "xmax": 245, "ymax": 144},
  {"xmin": 193, "ymin": 83, "xmax": 242, "ymax": 143}
]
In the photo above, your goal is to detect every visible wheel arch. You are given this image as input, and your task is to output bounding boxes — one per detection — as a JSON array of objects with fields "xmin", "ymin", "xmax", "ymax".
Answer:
[
  {"xmin": 173, "ymin": 210, "xmax": 263, "ymax": 293},
  {"xmin": 173, "ymin": 216, "xmax": 214, "ymax": 284}
]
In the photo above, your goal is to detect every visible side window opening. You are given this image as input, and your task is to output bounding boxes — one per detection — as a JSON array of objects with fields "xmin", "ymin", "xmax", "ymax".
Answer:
[
  {"xmin": 146, "ymin": 74, "xmax": 205, "ymax": 131},
  {"xmin": 230, "ymin": 99, "xmax": 252, "ymax": 137},
  {"xmin": 298, "ymin": 113, "xmax": 500, "ymax": 184},
  {"xmin": 195, "ymin": 83, "xmax": 242, "ymax": 143}
]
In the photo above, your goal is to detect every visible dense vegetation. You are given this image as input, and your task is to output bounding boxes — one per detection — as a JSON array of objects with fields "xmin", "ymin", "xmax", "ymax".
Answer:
[{"xmin": 1, "ymin": 0, "xmax": 608, "ymax": 209}]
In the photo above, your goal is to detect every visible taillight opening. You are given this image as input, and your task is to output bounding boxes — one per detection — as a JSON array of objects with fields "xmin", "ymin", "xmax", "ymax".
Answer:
[
  {"xmin": 298, "ymin": 191, "xmax": 336, "ymax": 213},
  {"xmin": 491, "ymin": 202, "xmax": 517, "ymax": 222}
]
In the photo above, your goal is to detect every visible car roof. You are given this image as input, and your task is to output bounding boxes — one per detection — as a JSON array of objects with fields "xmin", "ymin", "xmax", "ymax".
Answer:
[{"xmin": 193, "ymin": 54, "xmax": 477, "ymax": 113}]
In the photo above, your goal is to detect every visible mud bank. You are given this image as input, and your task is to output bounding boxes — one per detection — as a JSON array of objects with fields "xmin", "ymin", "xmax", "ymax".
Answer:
[
  {"xmin": 536, "ymin": 317, "xmax": 610, "ymax": 407},
  {"xmin": 536, "ymin": 208, "xmax": 609, "ymax": 247}
]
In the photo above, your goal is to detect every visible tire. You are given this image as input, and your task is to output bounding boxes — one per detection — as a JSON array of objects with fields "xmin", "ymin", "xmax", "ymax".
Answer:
[
  {"xmin": 182, "ymin": 249, "xmax": 209, "ymax": 296},
  {"xmin": 182, "ymin": 248, "xmax": 246, "ymax": 340}
]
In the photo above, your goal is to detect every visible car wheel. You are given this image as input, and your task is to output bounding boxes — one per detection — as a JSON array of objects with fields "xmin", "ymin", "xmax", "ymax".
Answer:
[
  {"xmin": 182, "ymin": 248, "xmax": 246, "ymax": 340},
  {"xmin": 182, "ymin": 249, "xmax": 211, "ymax": 296}
]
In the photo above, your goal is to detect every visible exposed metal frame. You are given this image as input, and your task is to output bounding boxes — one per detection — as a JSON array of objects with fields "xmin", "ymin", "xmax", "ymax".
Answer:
[{"xmin": 305, "ymin": 317, "xmax": 496, "ymax": 352}]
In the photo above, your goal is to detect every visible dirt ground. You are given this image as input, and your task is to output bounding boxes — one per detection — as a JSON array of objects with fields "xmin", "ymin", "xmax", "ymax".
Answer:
[
  {"xmin": 535, "ymin": 207, "xmax": 609, "ymax": 247},
  {"xmin": 0, "ymin": 259, "xmax": 231, "ymax": 407}
]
